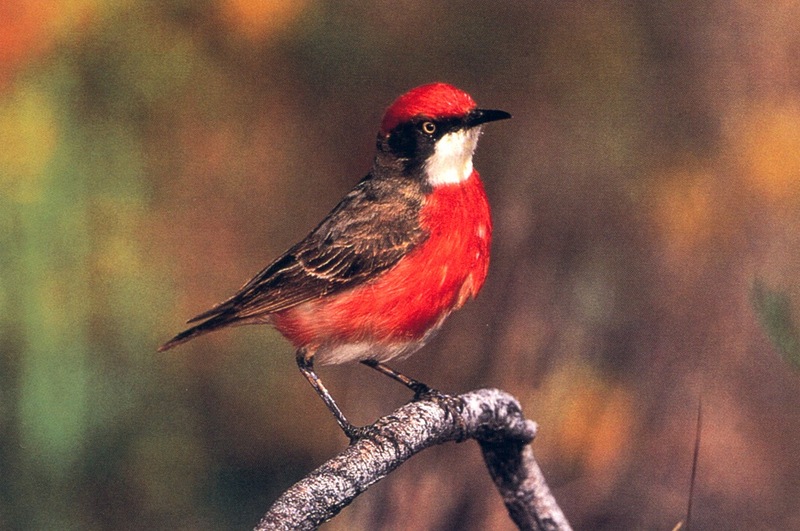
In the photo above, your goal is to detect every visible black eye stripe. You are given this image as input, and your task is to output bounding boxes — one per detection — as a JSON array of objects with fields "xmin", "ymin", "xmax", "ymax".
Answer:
[
  {"xmin": 385, "ymin": 117, "xmax": 468, "ymax": 162},
  {"xmin": 422, "ymin": 117, "xmax": 465, "ymax": 132}
]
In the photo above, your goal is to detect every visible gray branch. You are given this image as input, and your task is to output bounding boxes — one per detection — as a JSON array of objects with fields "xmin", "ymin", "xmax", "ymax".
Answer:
[{"xmin": 255, "ymin": 388, "xmax": 571, "ymax": 531}]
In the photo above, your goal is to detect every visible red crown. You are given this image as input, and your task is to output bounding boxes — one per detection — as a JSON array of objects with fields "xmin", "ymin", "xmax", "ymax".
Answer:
[{"xmin": 380, "ymin": 83, "xmax": 476, "ymax": 134}]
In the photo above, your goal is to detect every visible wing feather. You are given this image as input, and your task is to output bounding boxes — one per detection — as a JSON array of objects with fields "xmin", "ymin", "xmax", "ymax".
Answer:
[{"xmin": 184, "ymin": 174, "xmax": 427, "ymax": 325}]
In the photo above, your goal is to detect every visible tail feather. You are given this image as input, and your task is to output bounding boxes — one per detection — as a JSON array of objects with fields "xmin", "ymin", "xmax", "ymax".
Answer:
[
  {"xmin": 158, "ymin": 313, "xmax": 237, "ymax": 351},
  {"xmin": 185, "ymin": 299, "xmax": 235, "ymax": 324}
]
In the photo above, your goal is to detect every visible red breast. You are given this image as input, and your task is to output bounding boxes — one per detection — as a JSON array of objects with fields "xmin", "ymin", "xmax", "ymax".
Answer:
[{"xmin": 271, "ymin": 169, "xmax": 491, "ymax": 355}]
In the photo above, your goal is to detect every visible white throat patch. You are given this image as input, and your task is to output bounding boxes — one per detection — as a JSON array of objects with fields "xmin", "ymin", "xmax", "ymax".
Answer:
[{"xmin": 425, "ymin": 127, "xmax": 482, "ymax": 187}]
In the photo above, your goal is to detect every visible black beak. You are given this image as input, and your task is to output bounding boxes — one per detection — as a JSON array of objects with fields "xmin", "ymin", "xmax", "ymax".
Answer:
[{"xmin": 467, "ymin": 108, "xmax": 512, "ymax": 127}]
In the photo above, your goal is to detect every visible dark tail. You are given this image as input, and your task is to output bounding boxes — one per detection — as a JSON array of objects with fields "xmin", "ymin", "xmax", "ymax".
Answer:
[{"xmin": 158, "ymin": 313, "xmax": 237, "ymax": 352}]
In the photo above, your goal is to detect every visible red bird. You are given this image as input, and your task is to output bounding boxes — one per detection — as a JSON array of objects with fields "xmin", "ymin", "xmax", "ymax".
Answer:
[{"xmin": 160, "ymin": 83, "xmax": 510, "ymax": 440}]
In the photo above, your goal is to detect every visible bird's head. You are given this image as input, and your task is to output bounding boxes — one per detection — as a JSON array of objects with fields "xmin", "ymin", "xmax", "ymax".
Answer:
[{"xmin": 377, "ymin": 83, "xmax": 511, "ymax": 187}]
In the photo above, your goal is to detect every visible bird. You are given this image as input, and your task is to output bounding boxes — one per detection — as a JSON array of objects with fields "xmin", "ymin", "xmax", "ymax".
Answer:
[{"xmin": 159, "ymin": 82, "xmax": 511, "ymax": 441}]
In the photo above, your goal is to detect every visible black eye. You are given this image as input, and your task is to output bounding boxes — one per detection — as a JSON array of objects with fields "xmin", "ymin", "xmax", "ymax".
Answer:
[{"xmin": 420, "ymin": 121, "xmax": 436, "ymax": 135}]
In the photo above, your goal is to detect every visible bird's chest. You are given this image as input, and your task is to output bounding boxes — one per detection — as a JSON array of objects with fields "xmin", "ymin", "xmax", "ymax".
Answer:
[
  {"xmin": 273, "ymin": 174, "xmax": 492, "ymax": 352},
  {"xmin": 412, "ymin": 177, "xmax": 492, "ymax": 310}
]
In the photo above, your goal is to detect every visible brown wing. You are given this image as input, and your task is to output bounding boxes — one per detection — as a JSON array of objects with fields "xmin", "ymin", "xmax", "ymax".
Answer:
[{"xmin": 158, "ymin": 173, "xmax": 427, "ymax": 351}]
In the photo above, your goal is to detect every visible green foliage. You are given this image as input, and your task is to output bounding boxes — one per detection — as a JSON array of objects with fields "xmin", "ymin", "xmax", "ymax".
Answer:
[{"xmin": 752, "ymin": 280, "xmax": 800, "ymax": 370}]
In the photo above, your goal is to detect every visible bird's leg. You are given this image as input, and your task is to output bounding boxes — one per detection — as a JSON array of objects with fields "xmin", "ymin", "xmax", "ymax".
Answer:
[
  {"xmin": 360, "ymin": 359, "xmax": 436, "ymax": 399},
  {"xmin": 361, "ymin": 359, "xmax": 465, "ymax": 438},
  {"xmin": 296, "ymin": 349, "xmax": 368, "ymax": 443}
]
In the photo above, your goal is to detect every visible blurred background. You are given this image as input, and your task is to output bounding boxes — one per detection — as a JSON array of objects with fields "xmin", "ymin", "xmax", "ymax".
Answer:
[{"xmin": 2, "ymin": 1, "xmax": 800, "ymax": 529}]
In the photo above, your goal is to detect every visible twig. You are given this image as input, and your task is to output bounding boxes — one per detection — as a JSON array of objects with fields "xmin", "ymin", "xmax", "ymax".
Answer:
[
  {"xmin": 685, "ymin": 398, "xmax": 703, "ymax": 530},
  {"xmin": 255, "ymin": 388, "xmax": 571, "ymax": 530}
]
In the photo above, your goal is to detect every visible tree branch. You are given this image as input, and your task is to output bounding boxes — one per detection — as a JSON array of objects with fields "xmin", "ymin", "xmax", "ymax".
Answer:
[{"xmin": 255, "ymin": 388, "xmax": 571, "ymax": 531}]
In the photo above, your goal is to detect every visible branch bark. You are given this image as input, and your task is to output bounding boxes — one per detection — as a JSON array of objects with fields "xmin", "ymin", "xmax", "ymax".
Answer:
[{"xmin": 255, "ymin": 388, "xmax": 571, "ymax": 531}]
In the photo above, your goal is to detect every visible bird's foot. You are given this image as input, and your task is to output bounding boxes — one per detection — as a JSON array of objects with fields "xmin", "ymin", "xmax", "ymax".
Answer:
[
  {"xmin": 409, "ymin": 381, "xmax": 434, "ymax": 401},
  {"xmin": 343, "ymin": 423, "xmax": 377, "ymax": 444},
  {"xmin": 411, "ymin": 385, "xmax": 467, "ymax": 441}
]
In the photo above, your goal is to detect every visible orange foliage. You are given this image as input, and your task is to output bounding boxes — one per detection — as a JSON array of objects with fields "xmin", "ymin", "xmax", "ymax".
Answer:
[
  {"xmin": 0, "ymin": 0, "xmax": 97, "ymax": 90},
  {"xmin": 0, "ymin": 2, "xmax": 56, "ymax": 87},
  {"xmin": 651, "ymin": 170, "xmax": 715, "ymax": 265},
  {"xmin": 736, "ymin": 104, "xmax": 800, "ymax": 202},
  {"xmin": 558, "ymin": 379, "xmax": 634, "ymax": 480},
  {"xmin": 219, "ymin": 0, "xmax": 309, "ymax": 42},
  {"xmin": 534, "ymin": 363, "xmax": 636, "ymax": 487}
]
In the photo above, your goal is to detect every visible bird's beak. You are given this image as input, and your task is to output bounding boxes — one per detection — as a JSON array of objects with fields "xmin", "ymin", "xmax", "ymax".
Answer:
[{"xmin": 466, "ymin": 108, "xmax": 512, "ymax": 127}]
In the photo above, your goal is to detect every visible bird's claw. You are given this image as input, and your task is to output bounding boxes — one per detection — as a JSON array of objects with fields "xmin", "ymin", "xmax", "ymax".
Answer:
[
  {"xmin": 412, "ymin": 387, "xmax": 467, "ymax": 441},
  {"xmin": 343, "ymin": 423, "xmax": 377, "ymax": 444},
  {"xmin": 410, "ymin": 381, "xmax": 437, "ymax": 401}
]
